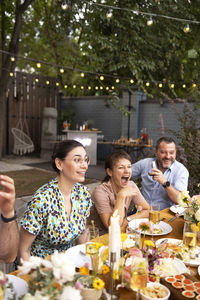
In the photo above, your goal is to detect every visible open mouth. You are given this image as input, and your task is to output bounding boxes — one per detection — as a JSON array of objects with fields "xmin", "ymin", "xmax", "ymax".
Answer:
[{"xmin": 121, "ymin": 176, "xmax": 129, "ymax": 185}]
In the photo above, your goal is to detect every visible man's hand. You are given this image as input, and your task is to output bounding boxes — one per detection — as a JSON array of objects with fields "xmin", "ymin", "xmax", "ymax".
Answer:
[
  {"xmin": 149, "ymin": 168, "xmax": 166, "ymax": 185},
  {"xmin": 0, "ymin": 175, "xmax": 15, "ymax": 218}
]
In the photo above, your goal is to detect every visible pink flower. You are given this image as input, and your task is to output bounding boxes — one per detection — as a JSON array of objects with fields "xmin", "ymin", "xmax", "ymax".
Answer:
[
  {"xmin": 84, "ymin": 262, "xmax": 90, "ymax": 268},
  {"xmin": 138, "ymin": 205, "xmax": 143, "ymax": 212},
  {"xmin": 75, "ymin": 281, "xmax": 83, "ymax": 289},
  {"xmin": 128, "ymin": 247, "xmax": 143, "ymax": 257},
  {"xmin": 139, "ymin": 221, "xmax": 151, "ymax": 232},
  {"xmin": 122, "ymin": 266, "xmax": 131, "ymax": 284}
]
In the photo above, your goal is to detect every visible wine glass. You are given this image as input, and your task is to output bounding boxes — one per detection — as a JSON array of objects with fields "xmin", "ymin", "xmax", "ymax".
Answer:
[
  {"xmin": 85, "ymin": 225, "xmax": 100, "ymax": 273},
  {"xmin": 183, "ymin": 221, "xmax": 197, "ymax": 249},
  {"xmin": 130, "ymin": 257, "xmax": 148, "ymax": 300},
  {"xmin": 149, "ymin": 202, "xmax": 160, "ymax": 235}
]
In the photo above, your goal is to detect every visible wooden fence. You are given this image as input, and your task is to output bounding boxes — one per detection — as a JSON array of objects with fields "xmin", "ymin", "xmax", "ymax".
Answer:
[{"xmin": 3, "ymin": 71, "xmax": 59, "ymax": 155}]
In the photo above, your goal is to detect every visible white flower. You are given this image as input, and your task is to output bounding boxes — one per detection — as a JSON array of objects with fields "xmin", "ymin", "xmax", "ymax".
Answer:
[
  {"xmin": 195, "ymin": 208, "xmax": 200, "ymax": 221},
  {"xmin": 51, "ymin": 251, "xmax": 76, "ymax": 283},
  {"xmin": 18, "ymin": 256, "xmax": 52, "ymax": 275},
  {"xmin": 177, "ymin": 190, "xmax": 190, "ymax": 207},
  {"xmin": 59, "ymin": 286, "xmax": 82, "ymax": 300}
]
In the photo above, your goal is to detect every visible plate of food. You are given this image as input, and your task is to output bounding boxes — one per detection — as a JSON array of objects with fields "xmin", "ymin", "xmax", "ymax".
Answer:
[
  {"xmin": 156, "ymin": 238, "xmax": 200, "ymax": 267},
  {"xmin": 153, "ymin": 257, "xmax": 189, "ymax": 277},
  {"xmin": 128, "ymin": 218, "xmax": 172, "ymax": 236},
  {"xmin": 170, "ymin": 205, "xmax": 185, "ymax": 215}
]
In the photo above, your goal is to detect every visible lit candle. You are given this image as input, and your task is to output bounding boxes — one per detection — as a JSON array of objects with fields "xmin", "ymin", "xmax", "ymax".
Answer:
[{"xmin": 109, "ymin": 210, "xmax": 121, "ymax": 272}]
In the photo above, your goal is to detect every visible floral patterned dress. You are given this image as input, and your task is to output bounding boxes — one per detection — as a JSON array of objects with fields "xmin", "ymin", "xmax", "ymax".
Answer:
[{"xmin": 20, "ymin": 178, "xmax": 93, "ymax": 258}]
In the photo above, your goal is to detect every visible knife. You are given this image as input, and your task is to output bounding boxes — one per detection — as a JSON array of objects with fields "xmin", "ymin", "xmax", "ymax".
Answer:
[{"xmin": 168, "ymin": 216, "xmax": 177, "ymax": 222}]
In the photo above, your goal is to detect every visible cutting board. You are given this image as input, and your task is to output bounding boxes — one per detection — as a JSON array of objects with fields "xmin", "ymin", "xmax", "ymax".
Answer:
[{"xmin": 160, "ymin": 273, "xmax": 199, "ymax": 300}]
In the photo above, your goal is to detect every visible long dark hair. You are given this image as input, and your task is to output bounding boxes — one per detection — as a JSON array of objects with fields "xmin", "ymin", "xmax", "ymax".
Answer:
[
  {"xmin": 103, "ymin": 150, "xmax": 132, "ymax": 182},
  {"xmin": 51, "ymin": 139, "xmax": 84, "ymax": 173}
]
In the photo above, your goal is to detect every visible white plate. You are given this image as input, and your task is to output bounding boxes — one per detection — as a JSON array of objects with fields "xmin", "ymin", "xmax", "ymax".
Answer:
[
  {"xmin": 128, "ymin": 218, "xmax": 172, "ymax": 236},
  {"xmin": 5, "ymin": 275, "xmax": 28, "ymax": 300},
  {"xmin": 156, "ymin": 238, "xmax": 200, "ymax": 267},
  {"xmin": 153, "ymin": 257, "xmax": 189, "ymax": 277},
  {"xmin": 170, "ymin": 205, "xmax": 185, "ymax": 215},
  {"xmin": 65, "ymin": 244, "xmax": 92, "ymax": 269}
]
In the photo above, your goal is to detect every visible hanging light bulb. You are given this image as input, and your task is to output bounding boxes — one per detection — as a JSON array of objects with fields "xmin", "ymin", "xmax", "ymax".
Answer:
[
  {"xmin": 192, "ymin": 83, "xmax": 197, "ymax": 88},
  {"xmin": 61, "ymin": 0, "xmax": 68, "ymax": 10},
  {"xmin": 64, "ymin": 85, "xmax": 68, "ymax": 89},
  {"xmin": 80, "ymin": 72, "xmax": 85, "ymax": 77},
  {"xmin": 100, "ymin": 75, "xmax": 104, "ymax": 80},
  {"xmin": 106, "ymin": 86, "xmax": 109, "ymax": 90},
  {"xmin": 36, "ymin": 62, "xmax": 41, "ymax": 68},
  {"xmin": 81, "ymin": 86, "xmax": 84, "ymax": 90},
  {"xmin": 35, "ymin": 78, "xmax": 39, "ymax": 83},
  {"xmin": 130, "ymin": 79, "xmax": 134, "ymax": 84},
  {"xmin": 100, "ymin": 86, "xmax": 103, "ymax": 90},
  {"xmin": 88, "ymin": 86, "xmax": 91, "ymax": 90},
  {"xmin": 182, "ymin": 84, "xmax": 186, "ymax": 88},
  {"xmin": 10, "ymin": 56, "xmax": 15, "ymax": 62},
  {"xmin": 46, "ymin": 80, "xmax": 50, "ymax": 85},
  {"xmin": 95, "ymin": 86, "xmax": 99, "ymax": 90},
  {"xmin": 106, "ymin": 10, "xmax": 113, "ymax": 19},
  {"xmin": 158, "ymin": 83, "xmax": 163, "ymax": 88},
  {"xmin": 116, "ymin": 78, "xmax": 120, "ymax": 83},
  {"xmin": 184, "ymin": 24, "xmax": 190, "ymax": 33},
  {"xmin": 9, "ymin": 72, "xmax": 14, "ymax": 77},
  {"xmin": 170, "ymin": 83, "xmax": 175, "ymax": 88},
  {"xmin": 111, "ymin": 86, "xmax": 115, "ymax": 90},
  {"xmin": 56, "ymin": 82, "xmax": 59, "ymax": 86},
  {"xmin": 73, "ymin": 84, "xmax": 76, "ymax": 89},
  {"xmin": 146, "ymin": 82, "xmax": 150, "ymax": 87},
  {"xmin": 60, "ymin": 68, "xmax": 64, "ymax": 73},
  {"xmin": 147, "ymin": 16, "xmax": 153, "ymax": 26}
]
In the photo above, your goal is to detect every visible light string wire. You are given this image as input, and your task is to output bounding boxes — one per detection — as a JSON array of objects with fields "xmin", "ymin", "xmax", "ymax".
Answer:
[
  {"xmin": 1, "ymin": 49, "xmax": 200, "ymax": 89},
  {"xmin": 84, "ymin": 0, "xmax": 200, "ymax": 25}
]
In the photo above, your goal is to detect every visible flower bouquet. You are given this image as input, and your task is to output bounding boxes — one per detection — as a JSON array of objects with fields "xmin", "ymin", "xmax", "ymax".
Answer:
[
  {"xmin": 178, "ymin": 190, "xmax": 200, "ymax": 226},
  {"xmin": 17, "ymin": 247, "xmax": 110, "ymax": 300}
]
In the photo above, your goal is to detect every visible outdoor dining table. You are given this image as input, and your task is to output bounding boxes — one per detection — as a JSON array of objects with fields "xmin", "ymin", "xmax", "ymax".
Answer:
[{"xmin": 10, "ymin": 207, "xmax": 200, "ymax": 300}]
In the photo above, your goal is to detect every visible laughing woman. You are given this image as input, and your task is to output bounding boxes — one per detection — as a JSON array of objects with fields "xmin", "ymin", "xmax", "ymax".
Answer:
[
  {"xmin": 91, "ymin": 150, "xmax": 149, "ymax": 234},
  {"xmin": 18, "ymin": 140, "xmax": 92, "ymax": 261}
]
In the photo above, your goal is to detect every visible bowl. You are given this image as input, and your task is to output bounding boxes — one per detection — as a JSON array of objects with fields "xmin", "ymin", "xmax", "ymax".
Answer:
[{"xmin": 140, "ymin": 282, "xmax": 170, "ymax": 300}]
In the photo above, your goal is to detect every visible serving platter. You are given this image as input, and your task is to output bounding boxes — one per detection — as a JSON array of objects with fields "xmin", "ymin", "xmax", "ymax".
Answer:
[{"xmin": 128, "ymin": 218, "xmax": 172, "ymax": 236}]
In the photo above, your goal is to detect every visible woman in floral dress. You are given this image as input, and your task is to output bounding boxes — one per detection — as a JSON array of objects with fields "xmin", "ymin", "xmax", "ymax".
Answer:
[{"xmin": 18, "ymin": 140, "xmax": 92, "ymax": 260}]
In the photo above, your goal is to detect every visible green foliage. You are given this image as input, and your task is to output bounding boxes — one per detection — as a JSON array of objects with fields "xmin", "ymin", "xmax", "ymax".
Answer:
[{"xmin": 164, "ymin": 94, "xmax": 200, "ymax": 195}]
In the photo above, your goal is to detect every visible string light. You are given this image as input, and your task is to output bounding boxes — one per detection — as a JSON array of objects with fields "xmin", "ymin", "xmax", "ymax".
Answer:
[
  {"xmin": 60, "ymin": 68, "xmax": 64, "ymax": 73},
  {"xmin": 73, "ymin": 84, "xmax": 76, "ymax": 88},
  {"xmin": 158, "ymin": 83, "xmax": 163, "ymax": 88},
  {"xmin": 35, "ymin": 78, "xmax": 39, "ymax": 82},
  {"xmin": 106, "ymin": 86, "xmax": 109, "ymax": 90},
  {"xmin": 100, "ymin": 86, "xmax": 103, "ymax": 90},
  {"xmin": 80, "ymin": 72, "xmax": 85, "ymax": 77},
  {"xmin": 64, "ymin": 85, "xmax": 68, "ymax": 89},
  {"xmin": 182, "ymin": 84, "xmax": 186, "ymax": 88},
  {"xmin": 85, "ymin": 1, "xmax": 200, "ymax": 25},
  {"xmin": 56, "ymin": 82, "xmax": 59, "ymax": 86},
  {"xmin": 146, "ymin": 82, "xmax": 150, "ymax": 86},
  {"xmin": 46, "ymin": 80, "xmax": 50, "ymax": 85},
  {"xmin": 88, "ymin": 86, "xmax": 91, "ymax": 90},
  {"xmin": 61, "ymin": 0, "xmax": 68, "ymax": 10},
  {"xmin": 36, "ymin": 62, "xmax": 41, "ymax": 68},
  {"xmin": 9, "ymin": 72, "xmax": 14, "ymax": 77},
  {"xmin": 81, "ymin": 86, "xmax": 84, "ymax": 89},
  {"xmin": 116, "ymin": 78, "xmax": 120, "ymax": 83},
  {"xmin": 10, "ymin": 57, "xmax": 15, "ymax": 62},
  {"xmin": 95, "ymin": 86, "xmax": 98, "ymax": 90},
  {"xmin": 100, "ymin": 75, "xmax": 104, "ymax": 80},
  {"xmin": 192, "ymin": 83, "xmax": 197, "ymax": 88},
  {"xmin": 184, "ymin": 24, "xmax": 190, "ymax": 33},
  {"xmin": 106, "ymin": 11, "xmax": 113, "ymax": 19},
  {"xmin": 130, "ymin": 79, "xmax": 134, "ymax": 84},
  {"xmin": 170, "ymin": 83, "xmax": 175, "ymax": 88},
  {"xmin": 111, "ymin": 86, "xmax": 115, "ymax": 89},
  {"xmin": 147, "ymin": 16, "xmax": 153, "ymax": 26}
]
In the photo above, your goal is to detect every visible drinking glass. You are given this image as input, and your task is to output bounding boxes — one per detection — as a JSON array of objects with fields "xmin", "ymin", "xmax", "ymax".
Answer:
[
  {"xmin": 126, "ymin": 226, "xmax": 141, "ymax": 248},
  {"xmin": 149, "ymin": 202, "xmax": 160, "ymax": 234},
  {"xmin": 183, "ymin": 221, "xmax": 197, "ymax": 249},
  {"xmin": 85, "ymin": 225, "xmax": 100, "ymax": 274},
  {"xmin": 130, "ymin": 257, "xmax": 148, "ymax": 300}
]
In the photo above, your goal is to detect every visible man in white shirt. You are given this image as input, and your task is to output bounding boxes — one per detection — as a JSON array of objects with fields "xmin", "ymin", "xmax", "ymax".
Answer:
[
  {"xmin": 131, "ymin": 137, "xmax": 189, "ymax": 210},
  {"xmin": 0, "ymin": 175, "xmax": 19, "ymax": 262}
]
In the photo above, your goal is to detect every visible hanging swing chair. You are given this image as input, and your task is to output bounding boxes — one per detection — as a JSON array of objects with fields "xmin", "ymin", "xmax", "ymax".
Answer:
[{"xmin": 11, "ymin": 99, "xmax": 34, "ymax": 155}]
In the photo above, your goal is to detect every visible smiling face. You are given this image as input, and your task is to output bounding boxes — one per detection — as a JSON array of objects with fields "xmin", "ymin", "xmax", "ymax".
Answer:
[
  {"xmin": 154, "ymin": 141, "xmax": 176, "ymax": 170},
  {"xmin": 56, "ymin": 146, "xmax": 89, "ymax": 183},
  {"xmin": 107, "ymin": 158, "xmax": 132, "ymax": 191}
]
